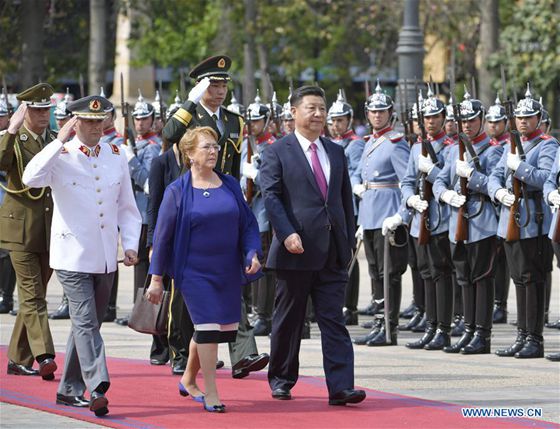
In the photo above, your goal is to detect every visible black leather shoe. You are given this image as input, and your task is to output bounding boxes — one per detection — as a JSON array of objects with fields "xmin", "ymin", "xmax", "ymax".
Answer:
[
  {"xmin": 49, "ymin": 300, "xmax": 70, "ymax": 320},
  {"xmin": 545, "ymin": 319, "xmax": 560, "ymax": 330},
  {"xmin": 90, "ymin": 391, "xmax": 109, "ymax": 417},
  {"xmin": 443, "ymin": 331, "xmax": 473, "ymax": 353},
  {"xmin": 252, "ymin": 318, "xmax": 271, "ymax": 336},
  {"xmin": 0, "ymin": 297, "xmax": 13, "ymax": 314},
  {"xmin": 9, "ymin": 308, "xmax": 17, "ymax": 316},
  {"xmin": 301, "ymin": 322, "xmax": 311, "ymax": 339},
  {"xmin": 450, "ymin": 317, "xmax": 465, "ymax": 337},
  {"xmin": 366, "ymin": 325, "xmax": 397, "ymax": 346},
  {"xmin": 343, "ymin": 309, "xmax": 358, "ymax": 326},
  {"xmin": 411, "ymin": 314, "xmax": 427, "ymax": 332},
  {"xmin": 399, "ymin": 302, "xmax": 418, "ymax": 319},
  {"xmin": 358, "ymin": 301, "xmax": 384, "ymax": 316},
  {"xmin": 114, "ymin": 317, "xmax": 129, "ymax": 326},
  {"xmin": 7, "ymin": 361, "xmax": 39, "ymax": 376},
  {"xmin": 150, "ymin": 358, "xmax": 167, "ymax": 365},
  {"xmin": 406, "ymin": 328, "xmax": 435, "ymax": 349},
  {"xmin": 39, "ymin": 358, "xmax": 57, "ymax": 380},
  {"xmin": 172, "ymin": 363, "xmax": 186, "ymax": 375},
  {"xmin": 271, "ymin": 387, "xmax": 291, "ymax": 400},
  {"xmin": 56, "ymin": 393, "xmax": 89, "ymax": 407},
  {"xmin": 496, "ymin": 332, "xmax": 526, "ymax": 357},
  {"xmin": 232, "ymin": 353, "xmax": 270, "ymax": 379},
  {"xmin": 546, "ymin": 353, "xmax": 560, "ymax": 362},
  {"xmin": 353, "ymin": 319, "xmax": 382, "ymax": 345},
  {"xmin": 424, "ymin": 330, "xmax": 451, "ymax": 350},
  {"xmin": 461, "ymin": 333, "xmax": 490, "ymax": 355},
  {"xmin": 216, "ymin": 360, "xmax": 225, "ymax": 369},
  {"xmin": 360, "ymin": 319, "xmax": 377, "ymax": 329},
  {"xmin": 515, "ymin": 337, "xmax": 544, "ymax": 359},
  {"xmin": 328, "ymin": 389, "xmax": 366, "ymax": 406},
  {"xmin": 492, "ymin": 305, "xmax": 507, "ymax": 324},
  {"xmin": 399, "ymin": 311, "xmax": 424, "ymax": 331},
  {"xmin": 103, "ymin": 307, "xmax": 116, "ymax": 323}
]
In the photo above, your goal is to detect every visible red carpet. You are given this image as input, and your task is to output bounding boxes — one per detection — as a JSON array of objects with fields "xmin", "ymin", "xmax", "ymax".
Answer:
[{"xmin": 0, "ymin": 347, "xmax": 555, "ymax": 429}]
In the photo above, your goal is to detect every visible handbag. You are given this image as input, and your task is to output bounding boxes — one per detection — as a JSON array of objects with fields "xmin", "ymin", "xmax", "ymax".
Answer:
[{"xmin": 128, "ymin": 275, "xmax": 170, "ymax": 336}]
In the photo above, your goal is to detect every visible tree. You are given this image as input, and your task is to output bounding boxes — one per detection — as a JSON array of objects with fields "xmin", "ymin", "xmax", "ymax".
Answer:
[
  {"xmin": 478, "ymin": 0, "xmax": 499, "ymax": 107},
  {"xmin": 89, "ymin": 0, "xmax": 107, "ymax": 94},
  {"xmin": 20, "ymin": 0, "xmax": 47, "ymax": 87}
]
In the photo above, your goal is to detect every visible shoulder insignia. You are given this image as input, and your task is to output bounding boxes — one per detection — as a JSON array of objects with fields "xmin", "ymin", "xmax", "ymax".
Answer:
[
  {"xmin": 390, "ymin": 133, "xmax": 404, "ymax": 143},
  {"xmin": 443, "ymin": 137, "xmax": 455, "ymax": 146},
  {"xmin": 20, "ymin": 133, "xmax": 28, "ymax": 142},
  {"xmin": 541, "ymin": 134, "xmax": 553, "ymax": 140},
  {"xmin": 61, "ymin": 146, "xmax": 68, "ymax": 154},
  {"xmin": 111, "ymin": 144, "xmax": 120, "ymax": 154},
  {"xmin": 490, "ymin": 138, "xmax": 500, "ymax": 146},
  {"xmin": 363, "ymin": 134, "xmax": 372, "ymax": 142}
]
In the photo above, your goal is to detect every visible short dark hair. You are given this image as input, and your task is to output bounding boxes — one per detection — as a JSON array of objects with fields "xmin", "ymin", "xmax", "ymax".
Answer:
[{"xmin": 290, "ymin": 85, "xmax": 326, "ymax": 107}]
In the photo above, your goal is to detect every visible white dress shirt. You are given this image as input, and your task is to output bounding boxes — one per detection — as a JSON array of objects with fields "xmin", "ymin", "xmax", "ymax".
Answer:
[{"xmin": 294, "ymin": 129, "xmax": 331, "ymax": 183}]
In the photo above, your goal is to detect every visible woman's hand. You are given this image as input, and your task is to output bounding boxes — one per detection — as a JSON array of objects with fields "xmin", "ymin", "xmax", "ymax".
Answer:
[
  {"xmin": 245, "ymin": 253, "xmax": 261, "ymax": 275},
  {"xmin": 145, "ymin": 276, "xmax": 164, "ymax": 304}
]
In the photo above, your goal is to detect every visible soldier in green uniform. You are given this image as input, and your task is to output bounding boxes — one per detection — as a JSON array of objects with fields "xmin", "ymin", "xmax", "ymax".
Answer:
[
  {"xmin": 163, "ymin": 55, "xmax": 244, "ymax": 178},
  {"xmin": 0, "ymin": 83, "xmax": 58, "ymax": 380}
]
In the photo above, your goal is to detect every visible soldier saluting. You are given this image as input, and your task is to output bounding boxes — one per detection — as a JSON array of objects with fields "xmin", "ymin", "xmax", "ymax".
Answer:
[{"xmin": 0, "ymin": 83, "xmax": 58, "ymax": 381}]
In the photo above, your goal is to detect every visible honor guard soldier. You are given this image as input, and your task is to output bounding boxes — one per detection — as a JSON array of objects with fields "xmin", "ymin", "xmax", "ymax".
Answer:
[
  {"xmin": 327, "ymin": 89, "xmax": 365, "ymax": 325},
  {"xmin": 241, "ymin": 93, "xmax": 276, "ymax": 336},
  {"xmin": 489, "ymin": 85, "xmax": 558, "ymax": 359},
  {"xmin": 152, "ymin": 90, "xmax": 167, "ymax": 136},
  {"xmin": 163, "ymin": 55, "xmax": 244, "ymax": 179},
  {"xmin": 0, "ymin": 83, "xmax": 58, "ymax": 380},
  {"xmin": 267, "ymin": 91, "xmax": 283, "ymax": 138},
  {"xmin": 227, "ymin": 92, "xmax": 245, "ymax": 116},
  {"xmin": 539, "ymin": 99, "xmax": 551, "ymax": 135},
  {"xmin": 486, "ymin": 94, "xmax": 512, "ymax": 324},
  {"xmin": 397, "ymin": 89, "xmax": 455, "ymax": 350},
  {"xmin": 434, "ymin": 90, "xmax": 503, "ymax": 355},
  {"xmin": 351, "ymin": 80, "xmax": 410, "ymax": 346},
  {"xmin": 22, "ymin": 94, "xmax": 141, "ymax": 416},
  {"xmin": 444, "ymin": 95, "xmax": 459, "ymax": 142},
  {"xmin": 280, "ymin": 90, "xmax": 295, "ymax": 136}
]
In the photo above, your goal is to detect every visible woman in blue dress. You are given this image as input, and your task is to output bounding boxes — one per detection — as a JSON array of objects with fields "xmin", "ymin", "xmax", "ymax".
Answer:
[{"xmin": 146, "ymin": 126, "xmax": 262, "ymax": 413}]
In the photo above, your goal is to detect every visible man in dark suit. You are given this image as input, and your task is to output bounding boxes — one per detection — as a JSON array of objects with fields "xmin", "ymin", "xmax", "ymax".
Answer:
[{"xmin": 260, "ymin": 85, "xmax": 365, "ymax": 406}]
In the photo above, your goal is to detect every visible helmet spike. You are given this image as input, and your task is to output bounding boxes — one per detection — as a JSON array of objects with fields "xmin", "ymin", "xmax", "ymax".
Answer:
[
  {"xmin": 525, "ymin": 82, "xmax": 532, "ymax": 99},
  {"xmin": 463, "ymin": 85, "xmax": 471, "ymax": 100},
  {"xmin": 495, "ymin": 92, "xmax": 501, "ymax": 105},
  {"xmin": 100, "ymin": 87, "xmax": 106, "ymax": 98}
]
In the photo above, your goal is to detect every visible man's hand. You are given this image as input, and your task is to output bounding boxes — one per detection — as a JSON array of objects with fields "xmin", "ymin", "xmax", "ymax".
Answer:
[
  {"xmin": 418, "ymin": 154, "xmax": 435, "ymax": 174},
  {"xmin": 548, "ymin": 190, "xmax": 560, "ymax": 209},
  {"xmin": 441, "ymin": 190, "xmax": 466, "ymax": 208},
  {"xmin": 355, "ymin": 225, "xmax": 364, "ymax": 241},
  {"xmin": 455, "ymin": 159, "xmax": 474, "ymax": 179},
  {"xmin": 495, "ymin": 188, "xmax": 515, "ymax": 207},
  {"xmin": 123, "ymin": 249, "xmax": 138, "ymax": 266},
  {"xmin": 245, "ymin": 253, "xmax": 261, "ymax": 275},
  {"xmin": 145, "ymin": 276, "xmax": 163, "ymax": 305},
  {"xmin": 188, "ymin": 77, "xmax": 211, "ymax": 104},
  {"xmin": 507, "ymin": 152, "xmax": 522, "ymax": 171},
  {"xmin": 382, "ymin": 213, "xmax": 403, "ymax": 236},
  {"xmin": 57, "ymin": 116, "xmax": 78, "ymax": 143},
  {"xmin": 284, "ymin": 233, "xmax": 304, "ymax": 254},
  {"xmin": 7, "ymin": 103, "xmax": 27, "ymax": 134},
  {"xmin": 353, "ymin": 183, "xmax": 365, "ymax": 198},
  {"xmin": 407, "ymin": 195, "xmax": 429, "ymax": 213}
]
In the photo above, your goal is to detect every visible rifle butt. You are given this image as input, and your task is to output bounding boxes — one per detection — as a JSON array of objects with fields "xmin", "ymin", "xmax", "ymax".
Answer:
[
  {"xmin": 454, "ymin": 207, "xmax": 468, "ymax": 242},
  {"xmin": 505, "ymin": 204, "xmax": 521, "ymax": 242}
]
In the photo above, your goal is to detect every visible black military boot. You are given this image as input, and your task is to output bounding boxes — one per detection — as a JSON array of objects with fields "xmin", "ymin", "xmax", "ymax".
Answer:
[
  {"xmin": 492, "ymin": 303, "xmax": 507, "ymax": 324},
  {"xmin": 399, "ymin": 310, "xmax": 424, "ymax": 331},
  {"xmin": 103, "ymin": 306, "xmax": 117, "ymax": 323},
  {"xmin": 461, "ymin": 332, "xmax": 491, "ymax": 355},
  {"xmin": 515, "ymin": 335, "xmax": 544, "ymax": 359},
  {"xmin": 399, "ymin": 301, "xmax": 417, "ymax": 319},
  {"xmin": 0, "ymin": 294, "xmax": 14, "ymax": 314},
  {"xmin": 353, "ymin": 318, "xmax": 383, "ymax": 345},
  {"xmin": 343, "ymin": 308, "xmax": 358, "ymax": 326},
  {"xmin": 252, "ymin": 318, "xmax": 271, "ymax": 336},
  {"xmin": 496, "ymin": 330, "xmax": 527, "ymax": 357},
  {"xmin": 49, "ymin": 295, "xmax": 70, "ymax": 320},
  {"xmin": 411, "ymin": 313, "xmax": 427, "ymax": 332},
  {"xmin": 450, "ymin": 315, "xmax": 465, "ymax": 337},
  {"xmin": 424, "ymin": 329, "xmax": 451, "ymax": 350},
  {"xmin": 406, "ymin": 327, "xmax": 436, "ymax": 349},
  {"xmin": 366, "ymin": 323, "xmax": 397, "ymax": 346},
  {"xmin": 443, "ymin": 328, "xmax": 474, "ymax": 354}
]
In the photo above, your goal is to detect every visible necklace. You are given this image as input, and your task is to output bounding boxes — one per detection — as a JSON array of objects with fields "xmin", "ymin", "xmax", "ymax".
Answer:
[{"xmin": 202, "ymin": 187, "xmax": 210, "ymax": 198}]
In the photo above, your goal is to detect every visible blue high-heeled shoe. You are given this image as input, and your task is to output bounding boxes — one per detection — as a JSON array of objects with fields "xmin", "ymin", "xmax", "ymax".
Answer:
[
  {"xmin": 178, "ymin": 382, "xmax": 205, "ymax": 403},
  {"xmin": 202, "ymin": 398, "xmax": 226, "ymax": 413}
]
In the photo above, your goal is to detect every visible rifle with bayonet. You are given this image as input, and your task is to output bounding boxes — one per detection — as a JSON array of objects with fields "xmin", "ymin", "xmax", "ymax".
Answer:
[
  {"xmin": 244, "ymin": 113, "xmax": 256, "ymax": 205},
  {"xmin": 400, "ymin": 80, "xmax": 415, "ymax": 147},
  {"xmin": 452, "ymin": 88, "xmax": 469, "ymax": 242},
  {"xmin": 501, "ymin": 67, "xmax": 528, "ymax": 241},
  {"xmin": 120, "ymin": 73, "xmax": 137, "ymax": 155},
  {"xmin": 553, "ymin": 172, "xmax": 560, "ymax": 243}
]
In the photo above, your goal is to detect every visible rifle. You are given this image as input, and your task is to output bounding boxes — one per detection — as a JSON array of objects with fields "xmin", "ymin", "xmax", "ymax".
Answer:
[
  {"xmin": 244, "ymin": 113, "xmax": 256, "ymax": 205},
  {"xmin": 553, "ymin": 172, "xmax": 560, "ymax": 243},
  {"xmin": 501, "ymin": 67, "xmax": 527, "ymax": 241},
  {"xmin": 452, "ymin": 88, "xmax": 469, "ymax": 242},
  {"xmin": 120, "ymin": 73, "xmax": 137, "ymax": 154},
  {"xmin": 415, "ymin": 80, "xmax": 434, "ymax": 245}
]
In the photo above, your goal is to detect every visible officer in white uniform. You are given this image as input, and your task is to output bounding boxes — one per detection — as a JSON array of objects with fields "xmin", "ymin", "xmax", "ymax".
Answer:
[{"xmin": 22, "ymin": 95, "xmax": 142, "ymax": 417}]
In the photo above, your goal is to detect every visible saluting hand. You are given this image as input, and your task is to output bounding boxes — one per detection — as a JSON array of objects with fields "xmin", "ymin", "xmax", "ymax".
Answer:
[
  {"xmin": 123, "ymin": 249, "xmax": 138, "ymax": 266},
  {"xmin": 7, "ymin": 103, "xmax": 27, "ymax": 134},
  {"xmin": 284, "ymin": 232, "xmax": 304, "ymax": 254},
  {"xmin": 57, "ymin": 116, "xmax": 78, "ymax": 143}
]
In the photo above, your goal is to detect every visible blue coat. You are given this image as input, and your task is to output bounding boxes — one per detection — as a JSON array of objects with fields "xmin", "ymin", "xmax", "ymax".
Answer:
[
  {"xmin": 400, "ymin": 132, "xmax": 452, "ymax": 238},
  {"xmin": 488, "ymin": 130, "xmax": 558, "ymax": 239},
  {"xmin": 433, "ymin": 132, "xmax": 503, "ymax": 244},
  {"xmin": 148, "ymin": 171, "xmax": 262, "ymax": 288},
  {"xmin": 352, "ymin": 127, "xmax": 410, "ymax": 230},
  {"xmin": 544, "ymin": 146, "xmax": 560, "ymax": 239},
  {"xmin": 260, "ymin": 133, "xmax": 356, "ymax": 271},
  {"xmin": 333, "ymin": 130, "xmax": 365, "ymax": 214}
]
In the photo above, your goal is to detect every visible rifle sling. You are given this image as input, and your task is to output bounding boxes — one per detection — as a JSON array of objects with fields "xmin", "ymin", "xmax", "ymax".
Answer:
[{"xmin": 451, "ymin": 142, "xmax": 492, "ymax": 188}]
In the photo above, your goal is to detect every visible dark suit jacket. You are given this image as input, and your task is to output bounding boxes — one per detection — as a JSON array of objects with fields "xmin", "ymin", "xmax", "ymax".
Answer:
[
  {"xmin": 260, "ymin": 133, "xmax": 356, "ymax": 271},
  {"xmin": 147, "ymin": 147, "xmax": 182, "ymax": 247}
]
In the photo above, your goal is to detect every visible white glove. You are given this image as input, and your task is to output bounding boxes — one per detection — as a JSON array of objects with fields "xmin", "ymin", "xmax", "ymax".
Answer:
[
  {"xmin": 407, "ymin": 195, "xmax": 429, "ymax": 213},
  {"xmin": 251, "ymin": 153, "xmax": 260, "ymax": 165},
  {"xmin": 242, "ymin": 161, "xmax": 258, "ymax": 180},
  {"xmin": 418, "ymin": 154, "xmax": 435, "ymax": 174},
  {"xmin": 495, "ymin": 188, "xmax": 515, "ymax": 207},
  {"xmin": 382, "ymin": 213, "xmax": 403, "ymax": 236},
  {"xmin": 548, "ymin": 189, "xmax": 560, "ymax": 208},
  {"xmin": 353, "ymin": 183, "xmax": 366, "ymax": 198},
  {"xmin": 122, "ymin": 143, "xmax": 135, "ymax": 162},
  {"xmin": 188, "ymin": 77, "xmax": 211, "ymax": 104},
  {"xmin": 355, "ymin": 225, "xmax": 364, "ymax": 241},
  {"xmin": 507, "ymin": 152, "xmax": 522, "ymax": 171},
  {"xmin": 455, "ymin": 159, "xmax": 474, "ymax": 179},
  {"xmin": 441, "ymin": 190, "xmax": 466, "ymax": 208},
  {"xmin": 143, "ymin": 179, "xmax": 150, "ymax": 194}
]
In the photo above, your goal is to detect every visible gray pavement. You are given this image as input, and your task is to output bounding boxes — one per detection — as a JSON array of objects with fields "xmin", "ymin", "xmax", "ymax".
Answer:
[{"xmin": 1, "ymin": 249, "xmax": 559, "ymax": 428}]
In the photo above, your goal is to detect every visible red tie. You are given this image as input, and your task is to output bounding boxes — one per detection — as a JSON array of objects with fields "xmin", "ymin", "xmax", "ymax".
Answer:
[{"xmin": 310, "ymin": 142, "xmax": 328, "ymax": 200}]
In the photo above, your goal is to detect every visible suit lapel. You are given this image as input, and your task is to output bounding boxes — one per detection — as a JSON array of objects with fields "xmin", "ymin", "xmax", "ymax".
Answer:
[
  {"xmin": 289, "ymin": 134, "xmax": 323, "ymax": 199},
  {"xmin": 195, "ymin": 104, "xmax": 221, "ymax": 137}
]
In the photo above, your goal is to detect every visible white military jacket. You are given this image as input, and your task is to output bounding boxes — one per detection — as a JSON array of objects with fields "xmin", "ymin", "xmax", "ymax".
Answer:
[{"xmin": 22, "ymin": 136, "xmax": 141, "ymax": 273}]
